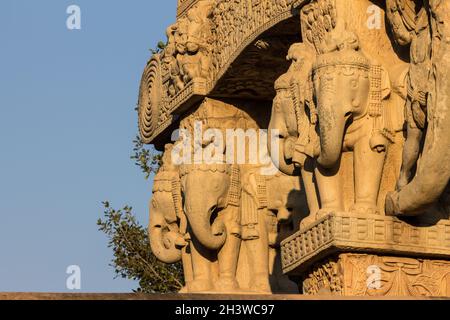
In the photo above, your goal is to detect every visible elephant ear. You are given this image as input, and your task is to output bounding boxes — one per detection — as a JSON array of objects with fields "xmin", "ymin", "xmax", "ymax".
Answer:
[{"xmin": 138, "ymin": 55, "xmax": 163, "ymax": 144}]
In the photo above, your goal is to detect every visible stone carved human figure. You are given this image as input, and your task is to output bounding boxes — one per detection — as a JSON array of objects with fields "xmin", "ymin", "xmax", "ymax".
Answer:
[
  {"xmin": 159, "ymin": 0, "xmax": 214, "ymax": 97},
  {"xmin": 177, "ymin": 11, "xmax": 213, "ymax": 83},
  {"xmin": 222, "ymin": 107, "xmax": 301, "ymax": 293},
  {"xmin": 386, "ymin": 0, "xmax": 450, "ymax": 216},
  {"xmin": 386, "ymin": 0, "xmax": 432, "ymax": 191},
  {"xmin": 238, "ymin": 165, "xmax": 303, "ymax": 293},
  {"xmin": 164, "ymin": 25, "xmax": 185, "ymax": 97}
]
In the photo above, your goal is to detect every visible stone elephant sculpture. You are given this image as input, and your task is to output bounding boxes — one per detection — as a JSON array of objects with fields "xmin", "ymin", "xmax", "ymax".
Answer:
[
  {"xmin": 171, "ymin": 99, "xmax": 247, "ymax": 293},
  {"xmin": 311, "ymin": 33, "xmax": 392, "ymax": 216},
  {"xmin": 148, "ymin": 170, "xmax": 187, "ymax": 264},
  {"xmin": 148, "ymin": 145, "xmax": 194, "ymax": 293},
  {"xmin": 265, "ymin": 172, "xmax": 307, "ymax": 293},
  {"xmin": 150, "ymin": 142, "xmax": 241, "ymax": 293},
  {"xmin": 150, "ymin": 97, "xmax": 309, "ymax": 293},
  {"xmin": 268, "ymin": 43, "xmax": 320, "ymax": 228},
  {"xmin": 178, "ymin": 162, "xmax": 304, "ymax": 294},
  {"xmin": 179, "ymin": 162, "xmax": 242, "ymax": 292}
]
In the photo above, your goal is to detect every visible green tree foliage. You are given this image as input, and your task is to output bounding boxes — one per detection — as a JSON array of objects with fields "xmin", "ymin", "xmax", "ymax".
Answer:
[
  {"xmin": 150, "ymin": 41, "xmax": 167, "ymax": 54},
  {"xmin": 97, "ymin": 202, "xmax": 184, "ymax": 293},
  {"xmin": 130, "ymin": 136, "xmax": 162, "ymax": 180}
]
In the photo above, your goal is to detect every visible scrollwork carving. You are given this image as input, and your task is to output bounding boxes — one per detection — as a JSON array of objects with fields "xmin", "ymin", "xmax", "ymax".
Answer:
[{"xmin": 138, "ymin": 56, "xmax": 164, "ymax": 144}]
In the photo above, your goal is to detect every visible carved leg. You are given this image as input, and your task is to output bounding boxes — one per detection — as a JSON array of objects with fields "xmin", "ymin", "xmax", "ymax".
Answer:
[
  {"xmin": 397, "ymin": 102, "xmax": 424, "ymax": 191},
  {"xmin": 244, "ymin": 212, "xmax": 271, "ymax": 293},
  {"xmin": 315, "ymin": 165, "xmax": 344, "ymax": 219},
  {"xmin": 188, "ymin": 237, "xmax": 215, "ymax": 293},
  {"xmin": 352, "ymin": 137, "xmax": 386, "ymax": 215},
  {"xmin": 179, "ymin": 246, "xmax": 194, "ymax": 293},
  {"xmin": 272, "ymin": 258, "xmax": 299, "ymax": 293},
  {"xmin": 300, "ymin": 160, "xmax": 321, "ymax": 230},
  {"xmin": 269, "ymin": 237, "xmax": 299, "ymax": 294},
  {"xmin": 216, "ymin": 208, "xmax": 241, "ymax": 292}
]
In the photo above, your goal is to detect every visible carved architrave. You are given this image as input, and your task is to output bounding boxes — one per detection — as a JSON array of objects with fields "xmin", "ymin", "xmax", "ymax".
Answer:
[{"xmin": 140, "ymin": 0, "xmax": 312, "ymax": 145}]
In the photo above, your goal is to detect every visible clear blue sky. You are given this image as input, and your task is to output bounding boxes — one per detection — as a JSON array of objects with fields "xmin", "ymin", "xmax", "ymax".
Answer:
[{"xmin": 0, "ymin": 0, "xmax": 176, "ymax": 292}]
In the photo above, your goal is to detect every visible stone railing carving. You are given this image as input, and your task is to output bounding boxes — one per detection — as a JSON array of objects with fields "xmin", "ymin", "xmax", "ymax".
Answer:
[{"xmin": 281, "ymin": 212, "xmax": 450, "ymax": 274}]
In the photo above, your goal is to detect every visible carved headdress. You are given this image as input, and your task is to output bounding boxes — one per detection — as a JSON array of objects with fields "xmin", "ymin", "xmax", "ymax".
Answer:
[{"xmin": 312, "ymin": 33, "xmax": 370, "ymax": 72}]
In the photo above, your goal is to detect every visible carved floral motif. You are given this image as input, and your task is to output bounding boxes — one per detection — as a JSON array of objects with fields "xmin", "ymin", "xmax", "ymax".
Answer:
[{"xmin": 303, "ymin": 254, "xmax": 450, "ymax": 297}]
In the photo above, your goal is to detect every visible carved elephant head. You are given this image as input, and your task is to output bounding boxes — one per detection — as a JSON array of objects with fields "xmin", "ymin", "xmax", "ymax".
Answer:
[
  {"xmin": 312, "ymin": 42, "xmax": 371, "ymax": 169},
  {"xmin": 149, "ymin": 171, "xmax": 186, "ymax": 264},
  {"xmin": 180, "ymin": 163, "xmax": 238, "ymax": 251},
  {"xmin": 268, "ymin": 43, "xmax": 315, "ymax": 175}
]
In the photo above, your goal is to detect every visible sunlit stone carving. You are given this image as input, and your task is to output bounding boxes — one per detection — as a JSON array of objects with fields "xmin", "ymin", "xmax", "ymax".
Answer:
[{"xmin": 139, "ymin": 0, "xmax": 450, "ymax": 296}]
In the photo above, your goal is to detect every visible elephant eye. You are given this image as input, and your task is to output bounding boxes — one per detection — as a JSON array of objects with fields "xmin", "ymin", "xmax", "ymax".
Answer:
[{"xmin": 213, "ymin": 181, "xmax": 221, "ymax": 191}]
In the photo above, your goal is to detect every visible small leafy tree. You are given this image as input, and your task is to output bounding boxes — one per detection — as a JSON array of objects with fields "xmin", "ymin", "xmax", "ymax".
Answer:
[
  {"xmin": 130, "ymin": 136, "xmax": 162, "ymax": 180},
  {"xmin": 97, "ymin": 201, "xmax": 183, "ymax": 293},
  {"xmin": 150, "ymin": 41, "xmax": 167, "ymax": 54}
]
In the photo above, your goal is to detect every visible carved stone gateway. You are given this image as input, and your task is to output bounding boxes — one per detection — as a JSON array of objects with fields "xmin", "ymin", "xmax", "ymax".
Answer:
[{"xmin": 138, "ymin": 0, "xmax": 450, "ymax": 296}]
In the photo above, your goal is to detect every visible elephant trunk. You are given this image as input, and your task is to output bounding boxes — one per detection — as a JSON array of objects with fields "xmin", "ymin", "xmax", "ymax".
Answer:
[
  {"xmin": 268, "ymin": 110, "xmax": 297, "ymax": 175},
  {"xmin": 317, "ymin": 100, "xmax": 346, "ymax": 169},
  {"xmin": 277, "ymin": 207, "xmax": 292, "ymax": 224},
  {"xmin": 185, "ymin": 207, "xmax": 226, "ymax": 251},
  {"xmin": 149, "ymin": 216, "xmax": 183, "ymax": 264}
]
